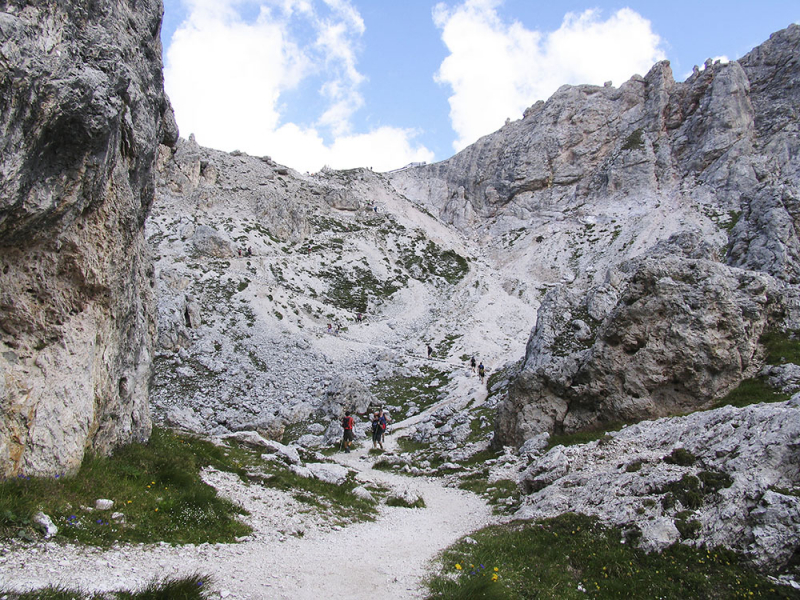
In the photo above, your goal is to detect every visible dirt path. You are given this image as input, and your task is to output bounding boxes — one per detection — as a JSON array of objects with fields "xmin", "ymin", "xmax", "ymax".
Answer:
[{"xmin": 0, "ymin": 437, "xmax": 496, "ymax": 599}]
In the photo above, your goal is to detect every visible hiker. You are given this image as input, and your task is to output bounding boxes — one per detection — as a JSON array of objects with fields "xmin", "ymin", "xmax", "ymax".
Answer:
[
  {"xmin": 237, "ymin": 247, "xmax": 242, "ymax": 257},
  {"xmin": 371, "ymin": 411, "xmax": 384, "ymax": 449},
  {"xmin": 470, "ymin": 356, "xmax": 476, "ymax": 373},
  {"xmin": 246, "ymin": 246, "xmax": 252, "ymax": 256},
  {"xmin": 341, "ymin": 411, "xmax": 355, "ymax": 453},
  {"xmin": 379, "ymin": 409, "xmax": 390, "ymax": 444},
  {"xmin": 478, "ymin": 361, "xmax": 485, "ymax": 384},
  {"xmin": 327, "ymin": 323, "xmax": 333, "ymax": 334},
  {"xmin": 427, "ymin": 344, "xmax": 433, "ymax": 359}
]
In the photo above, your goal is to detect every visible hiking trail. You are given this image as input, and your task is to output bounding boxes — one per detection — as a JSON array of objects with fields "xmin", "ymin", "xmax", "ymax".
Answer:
[{"xmin": 0, "ymin": 436, "xmax": 497, "ymax": 599}]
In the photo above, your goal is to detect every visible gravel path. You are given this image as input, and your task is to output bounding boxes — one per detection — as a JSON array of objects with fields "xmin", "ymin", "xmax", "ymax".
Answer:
[{"xmin": 0, "ymin": 437, "xmax": 496, "ymax": 599}]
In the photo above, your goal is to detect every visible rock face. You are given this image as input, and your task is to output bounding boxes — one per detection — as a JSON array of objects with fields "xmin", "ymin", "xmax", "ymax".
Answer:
[
  {"xmin": 0, "ymin": 1, "xmax": 174, "ymax": 476},
  {"xmin": 391, "ymin": 25, "xmax": 800, "ymax": 285},
  {"xmin": 389, "ymin": 25, "xmax": 800, "ymax": 447},
  {"xmin": 516, "ymin": 398, "xmax": 800, "ymax": 574},
  {"xmin": 496, "ymin": 234, "xmax": 786, "ymax": 445}
]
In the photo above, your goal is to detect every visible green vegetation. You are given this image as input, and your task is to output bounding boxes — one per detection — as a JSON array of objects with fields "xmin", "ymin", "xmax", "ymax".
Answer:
[
  {"xmin": 0, "ymin": 428, "xmax": 381, "ymax": 547},
  {"xmin": 458, "ymin": 473, "xmax": 520, "ymax": 515},
  {"xmin": 386, "ymin": 494, "xmax": 426, "ymax": 509},
  {"xmin": 372, "ymin": 366, "xmax": 451, "ymax": 421},
  {"xmin": 399, "ymin": 238, "xmax": 469, "ymax": 285},
  {"xmin": 658, "ymin": 471, "xmax": 733, "ymax": 511},
  {"xmin": 622, "ymin": 128, "xmax": 645, "ymax": 152},
  {"xmin": 714, "ymin": 329, "xmax": 799, "ymax": 409},
  {"xmin": 0, "ymin": 574, "xmax": 212, "ymax": 600},
  {"xmin": 760, "ymin": 329, "xmax": 800, "ymax": 365},
  {"xmin": 426, "ymin": 513, "xmax": 794, "ymax": 599},
  {"xmin": 0, "ymin": 428, "xmax": 250, "ymax": 546},
  {"xmin": 664, "ymin": 447, "xmax": 697, "ymax": 466},
  {"xmin": 321, "ymin": 264, "xmax": 402, "ymax": 313},
  {"xmin": 545, "ymin": 423, "xmax": 627, "ymax": 452},
  {"xmin": 715, "ymin": 377, "xmax": 790, "ymax": 408}
]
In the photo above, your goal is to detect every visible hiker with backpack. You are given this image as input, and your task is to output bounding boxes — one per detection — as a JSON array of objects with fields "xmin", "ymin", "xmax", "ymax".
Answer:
[
  {"xmin": 341, "ymin": 411, "xmax": 355, "ymax": 453},
  {"xmin": 478, "ymin": 362, "xmax": 486, "ymax": 384},
  {"xmin": 371, "ymin": 411, "xmax": 384, "ymax": 450},
  {"xmin": 470, "ymin": 356, "xmax": 476, "ymax": 373}
]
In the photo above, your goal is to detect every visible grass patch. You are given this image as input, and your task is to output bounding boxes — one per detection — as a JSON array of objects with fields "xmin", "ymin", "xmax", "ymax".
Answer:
[
  {"xmin": 372, "ymin": 366, "xmax": 451, "ymax": 421},
  {"xmin": 714, "ymin": 377, "xmax": 790, "ymax": 409},
  {"xmin": 0, "ymin": 429, "xmax": 250, "ymax": 546},
  {"xmin": 458, "ymin": 477, "xmax": 520, "ymax": 515},
  {"xmin": 386, "ymin": 494, "xmax": 426, "ymax": 509},
  {"xmin": 259, "ymin": 466, "xmax": 380, "ymax": 523},
  {"xmin": 0, "ymin": 573, "xmax": 212, "ymax": 599},
  {"xmin": 664, "ymin": 448, "xmax": 697, "ymax": 466},
  {"xmin": 545, "ymin": 423, "xmax": 627, "ymax": 451},
  {"xmin": 396, "ymin": 437, "xmax": 431, "ymax": 453},
  {"xmin": 760, "ymin": 329, "xmax": 800, "ymax": 366},
  {"xmin": 426, "ymin": 513, "xmax": 794, "ymax": 599}
]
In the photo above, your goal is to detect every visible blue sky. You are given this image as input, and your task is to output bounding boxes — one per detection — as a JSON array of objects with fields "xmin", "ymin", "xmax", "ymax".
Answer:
[{"xmin": 161, "ymin": 1, "xmax": 799, "ymax": 173}]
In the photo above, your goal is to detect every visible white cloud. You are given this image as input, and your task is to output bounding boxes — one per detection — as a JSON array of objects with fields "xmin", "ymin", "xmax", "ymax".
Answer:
[
  {"xmin": 164, "ymin": 0, "xmax": 432, "ymax": 172},
  {"xmin": 433, "ymin": 1, "xmax": 667, "ymax": 152}
]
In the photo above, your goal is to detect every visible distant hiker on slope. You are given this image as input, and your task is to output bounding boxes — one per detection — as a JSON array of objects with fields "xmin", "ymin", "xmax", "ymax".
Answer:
[
  {"xmin": 341, "ymin": 411, "xmax": 355, "ymax": 453},
  {"xmin": 371, "ymin": 411, "xmax": 384, "ymax": 449},
  {"xmin": 470, "ymin": 356, "xmax": 476, "ymax": 373},
  {"xmin": 427, "ymin": 344, "xmax": 433, "ymax": 359},
  {"xmin": 478, "ymin": 361, "xmax": 485, "ymax": 384}
]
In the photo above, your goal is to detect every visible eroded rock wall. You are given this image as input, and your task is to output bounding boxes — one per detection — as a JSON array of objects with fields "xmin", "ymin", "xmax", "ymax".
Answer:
[
  {"xmin": 496, "ymin": 234, "xmax": 786, "ymax": 446},
  {"xmin": 0, "ymin": 0, "xmax": 175, "ymax": 476}
]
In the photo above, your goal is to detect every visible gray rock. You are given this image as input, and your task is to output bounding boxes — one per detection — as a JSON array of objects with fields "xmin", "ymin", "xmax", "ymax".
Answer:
[
  {"xmin": 516, "ymin": 401, "xmax": 800, "ymax": 573},
  {"xmin": 351, "ymin": 486, "xmax": 376, "ymax": 503},
  {"xmin": 0, "ymin": 0, "xmax": 169, "ymax": 477},
  {"xmin": 32, "ymin": 512, "xmax": 58, "ymax": 539},
  {"xmin": 760, "ymin": 363, "xmax": 800, "ymax": 394},
  {"xmin": 95, "ymin": 499, "xmax": 114, "ymax": 511},
  {"xmin": 166, "ymin": 406, "xmax": 205, "ymax": 433},
  {"xmin": 192, "ymin": 225, "xmax": 235, "ymax": 258},
  {"xmin": 497, "ymin": 249, "xmax": 782, "ymax": 446},
  {"xmin": 296, "ymin": 434, "xmax": 325, "ymax": 449},
  {"xmin": 306, "ymin": 462, "xmax": 350, "ymax": 485}
]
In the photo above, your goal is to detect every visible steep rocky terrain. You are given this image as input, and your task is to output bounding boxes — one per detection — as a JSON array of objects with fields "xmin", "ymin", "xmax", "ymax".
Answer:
[
  {"xmin": 391, "ymin": 25, "xmax": 800, "ymax": 444},
  {"xmin": 2, "ymin": 1, "xmax": 799, "ymax": 592},
  {"xmin": 0, "ymin": 0, "xmax": 177, "ymax": 477}
]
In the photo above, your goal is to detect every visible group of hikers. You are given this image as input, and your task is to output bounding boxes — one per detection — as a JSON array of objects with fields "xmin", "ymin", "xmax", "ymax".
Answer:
[
  {"xmin": 341, "ymin": 409, "xmax": 389, "ymax": 453},
  {"xmin": 427, "ymin": 344, "xmax": 486, "ymax": 384}
]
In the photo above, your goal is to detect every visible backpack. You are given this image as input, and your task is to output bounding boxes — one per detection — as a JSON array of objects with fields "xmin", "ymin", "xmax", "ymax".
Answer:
[
  {"xmin": 342, "ymin": 416, "xmax": 353, "ymax": 430},
  {"xmin": 379, "ymin": 415, "xmax": 387, "ymax": 431}
]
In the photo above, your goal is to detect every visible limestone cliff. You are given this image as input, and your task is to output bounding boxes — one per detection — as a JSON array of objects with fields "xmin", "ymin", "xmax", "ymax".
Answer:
[
  {"xmin": 0, "ymin": 0, "xmax": 175, "ymax": 476},
  {"xmin": 390, "ymin": 25, "xmax": 800, "ymax": 445}
]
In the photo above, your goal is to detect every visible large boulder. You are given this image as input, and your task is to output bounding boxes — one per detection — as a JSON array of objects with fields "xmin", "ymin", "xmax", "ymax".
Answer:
[
  {"xmin": 497, "ymin": 238, "xmax": 785, "ymax": 447},
  {"xmin": 0, "ymin": 0, "xmax": 174, "ymax": 476}
]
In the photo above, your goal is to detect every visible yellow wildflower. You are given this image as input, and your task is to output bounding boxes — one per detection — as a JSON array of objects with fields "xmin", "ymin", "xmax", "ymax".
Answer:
[
  {"xmin": 455, "ymin": 564, "xmax": 462, "ymax": 570},
  {"xmin": 491, "ymin": 573, "xmax": 498, "ymax": 582}
]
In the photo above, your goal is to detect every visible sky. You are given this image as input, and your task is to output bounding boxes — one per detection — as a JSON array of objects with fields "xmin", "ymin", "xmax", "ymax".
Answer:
[{"xmin": 160, "ymin": 0, "xmax": 799, "ymax": 173}]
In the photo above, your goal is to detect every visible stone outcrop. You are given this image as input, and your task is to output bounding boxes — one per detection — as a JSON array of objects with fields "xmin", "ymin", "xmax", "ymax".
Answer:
[
  {"xmin": 496, "ymin": 233, "xmax": 787, "ymax": 445},
  {"xmin": 516, "ymin": 398, "xmax": 800, "ymax": 574},
  {"xmin": 0, "ymin": 0, "xmax": 174, "ymax": 476}
]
